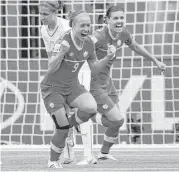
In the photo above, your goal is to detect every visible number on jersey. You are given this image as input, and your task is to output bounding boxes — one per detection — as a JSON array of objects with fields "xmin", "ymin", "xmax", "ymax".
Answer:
[{"xmin": 72, "ymin": 63, "xmax": 79, "ymax": 72}]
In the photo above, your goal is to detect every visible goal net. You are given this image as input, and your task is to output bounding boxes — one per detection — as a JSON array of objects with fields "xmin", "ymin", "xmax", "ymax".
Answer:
[{"xmin": 1, "ymin": 0, "xmax": 179, "ymax": 147}]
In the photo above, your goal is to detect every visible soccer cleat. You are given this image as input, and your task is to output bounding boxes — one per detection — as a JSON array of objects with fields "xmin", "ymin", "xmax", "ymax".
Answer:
[
  {"xmin": 47, "ymin": 160, "xmax": 63, "ymax": 168},
  {"xmin": 76, "ymin": 156, "xmax": 97, "ymax": 165},
  {"xmin": 97, "ymin": 153, "xmax": 117, "ymax": 161}
]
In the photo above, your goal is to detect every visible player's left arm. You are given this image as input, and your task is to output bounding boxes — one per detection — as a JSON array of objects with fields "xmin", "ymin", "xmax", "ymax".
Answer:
[{"xmin": 125, "ymin": 30, "xmax": 166, "ymax": 73}]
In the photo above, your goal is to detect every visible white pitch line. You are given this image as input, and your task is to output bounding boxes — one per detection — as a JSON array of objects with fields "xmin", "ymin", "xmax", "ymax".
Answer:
[{"xmin": 2, "ymin": 169, "xmax": 179, "ymax": 172}]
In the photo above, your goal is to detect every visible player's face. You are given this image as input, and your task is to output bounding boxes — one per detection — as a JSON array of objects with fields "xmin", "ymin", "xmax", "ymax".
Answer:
[
  {"xmin": 73, "ymin": 13, "xmax": 91, "ymax": 41},
  {"xmin": 39, "ymin": 6, "xmax": 54, "ymax": 25},
  {"xmin": 107, "ymin": 11, "xmax": 125, "ymax": 32}
]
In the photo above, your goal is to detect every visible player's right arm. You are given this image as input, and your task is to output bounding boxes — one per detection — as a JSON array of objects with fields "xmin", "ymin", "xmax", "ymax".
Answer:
[
  {"xmin": 48, "ymin": 40, "xmax": 70, "ymax": 73},
  {"xmin": 87, "ymin": 39, "xmax": 116, "ymax": 74}
]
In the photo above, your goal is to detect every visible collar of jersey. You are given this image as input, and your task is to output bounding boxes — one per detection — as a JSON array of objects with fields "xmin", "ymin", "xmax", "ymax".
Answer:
[
  {"xmin": 46, "ymin": 18, "xmax": 61, "ymax": 37},
  {"xmin": 107, "ymin": 25, "xmax": 120, "ymax": 41},
  {"xmin": 70, "ymin": 31, "xmax": 84, "ymax": 51}
]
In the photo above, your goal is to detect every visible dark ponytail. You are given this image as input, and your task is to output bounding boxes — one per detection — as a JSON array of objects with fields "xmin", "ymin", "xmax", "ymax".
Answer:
[{"xmin": 104, "ymin": 5, "xmax": 124, "ymax": 23}]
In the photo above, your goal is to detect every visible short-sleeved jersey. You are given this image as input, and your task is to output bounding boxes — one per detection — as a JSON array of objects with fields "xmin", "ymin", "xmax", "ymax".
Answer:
[
  {"xmin": 41, "ymin": 17, "xmax": 70, "ymax": 54},
  {"xmin": 41, "ymin": 31, "xmax": 95, "ymax": 95},
  {"xmin": 92, "ymin": 25, "xmax": 133, "ymax": 86}
]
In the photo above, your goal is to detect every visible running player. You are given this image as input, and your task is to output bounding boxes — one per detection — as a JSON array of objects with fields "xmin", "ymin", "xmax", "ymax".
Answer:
[
  {"xmin": 90, "ymin": 5, "xmax": 166, "ymax": 160},
  {"xmin": 39, "ymin": 0, "xmax": 76, "ymax": 164},
  {"xmin": 40, "ymin": 9, "xmax": 116, "ymax": 168},
  {"xmin": 39, "ymin": 1, "xmax": 97, "ymax": 165}
]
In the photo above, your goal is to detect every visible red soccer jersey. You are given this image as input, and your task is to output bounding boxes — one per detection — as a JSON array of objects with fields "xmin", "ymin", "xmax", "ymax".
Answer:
[
  {"xmin": 92, "ymin": 25, "xmax": 133, "ymax": 85},
  {"xmin": 41, "ymin": 30, "xmax": 94, "ymax": 95}
]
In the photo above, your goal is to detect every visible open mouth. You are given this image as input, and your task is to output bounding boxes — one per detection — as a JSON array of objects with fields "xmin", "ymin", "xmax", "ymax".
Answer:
[
  {"xmin": 81, "ymin": 32, "xmax": 88, "ymax": 38},
  {"xmin": 115, "ymin": 23, "xmax": 123, "ymax": 28}
]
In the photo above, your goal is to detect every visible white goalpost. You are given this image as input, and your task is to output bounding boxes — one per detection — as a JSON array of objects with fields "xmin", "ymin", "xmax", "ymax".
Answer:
[{"xmin": 1, "ymin": 0, "xmax": 179, "ymax": 150}]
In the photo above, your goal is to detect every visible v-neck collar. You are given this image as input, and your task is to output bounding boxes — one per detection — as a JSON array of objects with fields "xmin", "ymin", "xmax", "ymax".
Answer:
[
  {"xmin": 107, "ymin": 25, "xmax": 120, "ymax": 41},
  {"xmin": 70, "ymin": 31, "xmax": 84, "ymax": 51},
  {"xmin": 47, "ymin": 18, "xmax": 61, "ymax": 37}
]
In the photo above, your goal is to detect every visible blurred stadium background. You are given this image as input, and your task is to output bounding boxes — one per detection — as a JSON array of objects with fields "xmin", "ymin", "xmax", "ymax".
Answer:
[{"xmin": 1, "ymin": 0, "xmax": 179, "ymax": 148}]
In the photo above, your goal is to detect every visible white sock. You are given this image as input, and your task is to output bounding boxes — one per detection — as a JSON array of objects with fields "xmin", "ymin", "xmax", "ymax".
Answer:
[
  {"xmin": 80, "ymin": 120, "xmax": 93, "ymax": 157},
  {"xmin": 95, "ymin": 113, "xmax": 103, "ymax": 126}
]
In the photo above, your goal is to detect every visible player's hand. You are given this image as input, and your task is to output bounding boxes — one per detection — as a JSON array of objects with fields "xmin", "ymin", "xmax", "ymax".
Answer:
[
  {"xmin": 53, "ymin": 40, "xmax": 70, "ymax": 54},
  {"xmin": 155, "ymin": 60, "xmax": 166, "ymax": 73},
  {"xmin": 107, "ymin": 44, "xmax": 116, "ymax": 59},
  {"xmin": 61, "ymin": 40, "xmax": 70, "ymax": 53}
]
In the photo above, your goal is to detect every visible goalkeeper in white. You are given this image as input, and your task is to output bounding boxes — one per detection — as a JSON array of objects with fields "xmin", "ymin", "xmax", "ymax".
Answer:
[{"xmin": 39, "ymin": 0, "xmax": 96, "ymax": 165}]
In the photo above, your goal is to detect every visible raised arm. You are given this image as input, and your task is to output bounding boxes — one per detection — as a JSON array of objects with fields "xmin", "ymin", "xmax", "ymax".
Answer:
[
  {"xmin": 48, "ymin": 40, "xmax": 70, "ymax": 73},
  {"xmin": 87, "ymin": 44, "xmax": 116, "ymax": 74},
  {"xmin": 128, "ymin": 40, "xmax": 166, "ymax": 72}
]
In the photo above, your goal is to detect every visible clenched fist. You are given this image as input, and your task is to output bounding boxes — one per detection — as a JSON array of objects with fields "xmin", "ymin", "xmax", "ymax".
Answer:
[{"xmin": 107, "ymin": 44, "xmax": 116, "ymax": 59}]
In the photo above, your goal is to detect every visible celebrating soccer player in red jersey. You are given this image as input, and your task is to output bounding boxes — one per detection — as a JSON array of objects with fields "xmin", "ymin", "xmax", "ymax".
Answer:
[
  {"xmin": 39, "ymin": 1, "xmax": 98, "ymax": 166},
  {"xmin": 90, "ymin": 5, "xmax": 166, "ymax": 160},
  {"xmin": 40, "ymin": 9, "xmax": 116, "ymax": 168}
]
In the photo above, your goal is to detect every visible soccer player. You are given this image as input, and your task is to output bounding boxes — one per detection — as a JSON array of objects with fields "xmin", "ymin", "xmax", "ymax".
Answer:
[
  {"xmin": 39, "ymin": 0, "xmax": 97, "ymax": 165},
  {"xmin": 39, "ymin": 0, "xmax": 75, "ymax": 165},
  {"xmin": 90, "ymin": 5, "xmax": 166, "ymax": 160},
  {"xmin": 40, "ymin": 8, "xmax": 116, "ymax": 168}
]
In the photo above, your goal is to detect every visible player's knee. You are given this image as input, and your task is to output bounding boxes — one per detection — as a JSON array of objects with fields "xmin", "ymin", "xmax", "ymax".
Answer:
[
  {"xmin": 119, "ymin": 117, "xmax": 124, "ymax": 126},
  {"xmin": 56, "ymin": 128, "xmax": 69, "ymax": 137},
  {"xmin": 82, "ymin": 101, "xmax": 97, "ymax": 114},
  {"xmin": 52, "ymin": 108, "xmax": 70, "ymax": 129},
  {"xmin": 112, "ymin": 118, "xmax": 124, "ymax": 128},
  {"xmin": 78, "ymin": 113, "xmax": 92, "ymax": 123}
]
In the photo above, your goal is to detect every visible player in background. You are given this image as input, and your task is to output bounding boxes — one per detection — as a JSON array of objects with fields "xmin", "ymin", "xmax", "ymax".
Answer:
[
  {"xmin": 40, "ymin": 9, "xmax": 116, "ymax": 168},
  {"xmin": 77, "ymin": 61, "xmax": 95, "ymax": 165},
  {"xmin": 39, "ymin": 1, "xmax": 96, "ymax": 165},
  {"xmin": 89, "ymin": 5, "xmax": 166, "ymax": 160}
]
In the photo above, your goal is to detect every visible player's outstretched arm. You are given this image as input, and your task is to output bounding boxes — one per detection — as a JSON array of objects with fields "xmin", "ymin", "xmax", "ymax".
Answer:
[
  {"xmin": 87, "ymin": 44, "xmax": 116, "ymax": 74},
  {"xmin": 128, "ymin": 40, "xmax": 166, "ymax": 73},
  {"xmin": 48, "ymin": 40, "xmax": 70, "ymax": 73}
]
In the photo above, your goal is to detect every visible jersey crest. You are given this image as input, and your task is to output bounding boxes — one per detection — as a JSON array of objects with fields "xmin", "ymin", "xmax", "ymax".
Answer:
[
  {"xmin": 83, "ymin": 51, "xmax": 88, "ymax": 58},
  {"xmin": 69, "ymin": 52, "xmax": 74, "ymax": 57}
]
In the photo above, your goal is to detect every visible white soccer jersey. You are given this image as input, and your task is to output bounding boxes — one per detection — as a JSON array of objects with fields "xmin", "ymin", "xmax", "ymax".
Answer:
[{"xmin": 41, "ymin": 17, "xmax": 70, "ymax": 54}]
